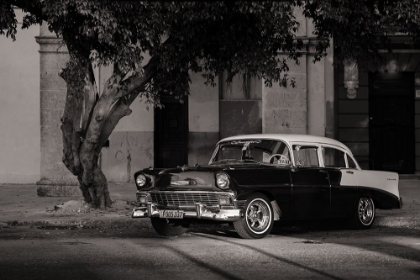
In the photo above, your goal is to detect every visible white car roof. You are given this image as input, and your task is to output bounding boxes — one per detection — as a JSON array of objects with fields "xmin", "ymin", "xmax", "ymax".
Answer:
[{"xmin": 219, "ymin": 134, "xmax": 353, "ymax": 155}]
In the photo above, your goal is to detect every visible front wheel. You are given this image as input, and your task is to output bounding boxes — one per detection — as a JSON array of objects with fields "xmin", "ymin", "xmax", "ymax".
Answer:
[
  {"xmin": 151, "ymin": 218, "xmax": 190, "ymax": 236},
  {"xmin": 351, "ymin": 197, "xmax": 375, "ymax": 229},
  {"xmin": 233, "ymin": 193, "xmax": 274, "ymax": 239}
]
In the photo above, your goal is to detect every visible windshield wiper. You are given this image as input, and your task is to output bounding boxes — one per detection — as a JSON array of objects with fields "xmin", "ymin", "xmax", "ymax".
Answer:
[
  {"xmin": 214, "ymin": 159, "xmax": 238, "ymax": 164},
  {"xmin": 239, "ymin": 159, "xmax": 261, "ymax": 164}
]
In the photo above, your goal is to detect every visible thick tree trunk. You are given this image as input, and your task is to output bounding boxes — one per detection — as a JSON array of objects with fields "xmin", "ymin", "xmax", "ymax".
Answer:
[{"xmin": 59, "ymin": 57, "xmax": 158, "ymax": 208}]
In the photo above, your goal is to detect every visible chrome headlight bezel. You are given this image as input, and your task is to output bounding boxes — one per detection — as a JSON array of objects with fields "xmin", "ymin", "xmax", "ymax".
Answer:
[
  {"xmin": 215, "ymin": 172, "xmax": 230, "ymax": 190},
  {"xmin": 135, "ymin": 173, "xmax": 148, "ymax": 188}
]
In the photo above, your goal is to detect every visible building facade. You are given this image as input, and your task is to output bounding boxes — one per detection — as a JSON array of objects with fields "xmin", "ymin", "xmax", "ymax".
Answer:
[{"xmin": 2, "ymin": 11, "xmax": 420, "ymax": 186}]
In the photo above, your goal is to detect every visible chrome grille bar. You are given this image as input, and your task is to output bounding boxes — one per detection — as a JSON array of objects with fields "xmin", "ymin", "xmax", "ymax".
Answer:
[{"xmin": 150, "ymin": 192, "xmax": 220, "ymax": 206}]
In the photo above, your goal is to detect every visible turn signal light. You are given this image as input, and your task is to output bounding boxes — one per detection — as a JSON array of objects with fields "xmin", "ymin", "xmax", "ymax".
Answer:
[{"xmin": 219, "ymin": 196, "xmax": 231, "ymax": 206}]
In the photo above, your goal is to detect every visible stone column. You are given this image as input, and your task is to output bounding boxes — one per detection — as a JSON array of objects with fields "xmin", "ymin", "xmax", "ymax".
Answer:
[{"xmin": 36, "ymin": 25, "xmax": 77, "ymax": 187}]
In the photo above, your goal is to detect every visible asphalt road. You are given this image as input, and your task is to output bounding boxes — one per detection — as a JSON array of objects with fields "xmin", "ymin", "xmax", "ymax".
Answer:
[{"xmin": 0, "ymin": 221, "xmax": 419, "ymax": 280}]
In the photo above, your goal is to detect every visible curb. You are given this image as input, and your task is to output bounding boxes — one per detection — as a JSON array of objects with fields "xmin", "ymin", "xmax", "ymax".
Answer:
[
  {"xmin": 0, "ymin": 217, "xmax": 152, "ymax": 229},
  {"xmin": 1, "ymin": 215, "xmax": 417, "ymax": 230}
]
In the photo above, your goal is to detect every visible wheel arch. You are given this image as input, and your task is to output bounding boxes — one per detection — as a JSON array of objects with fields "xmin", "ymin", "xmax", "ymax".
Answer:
[
  {"xmin": 358, "ymin": 187, "xmax": 399, "ymax": 209},
  {"xmin": 246, "ymin": 190, "xmax": 281, "ymax": 221}
]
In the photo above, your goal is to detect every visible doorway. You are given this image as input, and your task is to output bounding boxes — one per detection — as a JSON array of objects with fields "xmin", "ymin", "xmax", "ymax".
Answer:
[
  {"xmin": 369, "ymin": 72, "xmax": 414, "ymax": 174},
  {"xmin": 154, "ymin": 95, "xmax": 189, "ymax": 168}
]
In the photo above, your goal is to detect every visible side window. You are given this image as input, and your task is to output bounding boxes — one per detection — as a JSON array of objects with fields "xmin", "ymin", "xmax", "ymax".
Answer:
[
  {"xmin": 293, "ymin": 146, "xmax": 319, "ymax": 167},
  {"xmin": 347, "ymin": 155, "xmax": 357, "ymax": 169},
  {"xmin": 323, "ymin": 147, "xmax": 346, "ymax": 168}
]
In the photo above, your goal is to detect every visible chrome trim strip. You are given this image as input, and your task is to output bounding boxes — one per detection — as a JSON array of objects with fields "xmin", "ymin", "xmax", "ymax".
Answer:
[
  {"xmin": 131, "ymin": 203, "xmax": 242, "ymax": 222},
  {"xmin": 139, "ymin": 191, "xmax": 235, "ymax": 195}
]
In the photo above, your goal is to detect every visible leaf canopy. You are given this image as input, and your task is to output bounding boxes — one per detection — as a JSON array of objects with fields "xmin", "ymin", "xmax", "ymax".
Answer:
[{"xmin": 2, "ymin": 0, "xmax": 420, "ymax": 99}]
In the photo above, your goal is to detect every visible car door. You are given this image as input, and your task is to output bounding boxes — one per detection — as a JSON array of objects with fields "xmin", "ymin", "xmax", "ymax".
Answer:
[
  {"xmin": 323, "ymin": 146, "xmax": 358, "ymax": 218},
  {"xmin": 290, "ymin": 145, "xmax": 331, "ymax": 220}
]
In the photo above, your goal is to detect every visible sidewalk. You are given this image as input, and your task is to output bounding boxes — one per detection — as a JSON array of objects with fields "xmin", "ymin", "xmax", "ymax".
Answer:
[
  {"xmin": 0, "ymin": 180, "xmax": 419, "ymax": 229},
  {"xmin": 0, "ymin": 183, "xmax": 148, "ymax": 229}
]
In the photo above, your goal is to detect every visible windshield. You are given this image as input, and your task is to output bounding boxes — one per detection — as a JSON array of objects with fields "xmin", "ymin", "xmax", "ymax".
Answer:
[{"xmin": 210, "ymin": 139, "xmax": 291, "ymax": 165}]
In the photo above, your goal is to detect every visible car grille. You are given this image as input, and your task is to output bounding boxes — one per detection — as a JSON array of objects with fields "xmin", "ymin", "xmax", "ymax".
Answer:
[{"xmin": 150, "ymin": 192, "xmax": 219, "ymax": 207}]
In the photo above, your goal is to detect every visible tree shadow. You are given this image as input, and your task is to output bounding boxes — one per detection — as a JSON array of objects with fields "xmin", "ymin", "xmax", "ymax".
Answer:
[
  {"xmin": 190, "ymin": 232, "xmax": 344, "ymax": 280},
  {"xmin": 188, "ymin": 219, "xmax": 420, "ymax": 265},
  {"xmin": 161, "ymin": 244, "xmax": 244, "ymax": 280},
  {"xmin": 0, "ymin": 262, "xmax": 102, "ymax": 280},
  {"xmin": 269, "ymin": 220, "xmax": 420, "ymax": 264}
]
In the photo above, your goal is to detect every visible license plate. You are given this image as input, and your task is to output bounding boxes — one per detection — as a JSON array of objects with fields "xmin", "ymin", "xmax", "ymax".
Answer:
[{"xmin": 159, "ymin": 210, "xmax": 184, "ymax": 219}]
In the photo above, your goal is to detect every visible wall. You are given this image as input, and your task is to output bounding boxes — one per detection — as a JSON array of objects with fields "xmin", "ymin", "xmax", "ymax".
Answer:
[
  {"xmin": 220, "ymin": 73, "xmax": 262, "ymax": 139},
  {"xmin": 0, "ymin": 10, "xmax": 40, "ymax": 183},
  {"xmin": 337, "ymin": 68, "xmax": 370, "ymax": 169},
  {"xmin": 98, "ymin": 58, "xmax": 155, "ymax": 182},
  {"xmin": 338, "ymin": 52, "xmax": 420, "ymax": 173},
  {"xmin": 100, "ymin": 64, "xmax": 154, "ymax": 182},
  {"xmin": 413, "ymin": 69, "xmax": 420, "ymax": 173},
  {"xmin": 262, "ymin": 14, "xmax": 334, "ymax": 137},
  {"xmin": 188, "ymin": 72, "xmax": 219, "ymax": 165}
]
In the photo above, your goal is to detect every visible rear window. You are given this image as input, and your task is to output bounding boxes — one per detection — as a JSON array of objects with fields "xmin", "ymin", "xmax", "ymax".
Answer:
[{"xmin": 323, "ymin": 147, "xmax": 346, "ymax": 168}]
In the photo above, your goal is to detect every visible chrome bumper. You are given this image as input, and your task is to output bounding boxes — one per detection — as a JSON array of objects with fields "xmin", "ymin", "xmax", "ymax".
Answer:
[{"xmin": 131, "ymin": 202, "xmax": 242, "ymax": 222}]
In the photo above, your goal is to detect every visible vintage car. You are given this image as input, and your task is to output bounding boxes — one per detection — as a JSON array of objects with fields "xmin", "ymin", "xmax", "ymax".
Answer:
[{"xmin": 131, "ymin": 134, "xmax": 402, "ymax": 239}]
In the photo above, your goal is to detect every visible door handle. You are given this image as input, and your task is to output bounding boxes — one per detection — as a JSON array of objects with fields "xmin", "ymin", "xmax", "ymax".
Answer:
[{"xmin": 346, "ymin": 171, "xmax": 354, "ymax": 174}]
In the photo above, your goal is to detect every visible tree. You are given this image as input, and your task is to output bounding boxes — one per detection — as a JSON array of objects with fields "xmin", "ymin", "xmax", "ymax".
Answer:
[{"xmin": 1, "ymin": 1, "xmax": 419, "ymax": 208}]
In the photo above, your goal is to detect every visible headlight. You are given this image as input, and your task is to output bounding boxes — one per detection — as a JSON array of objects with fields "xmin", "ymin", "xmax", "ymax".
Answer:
[
  {"xmin": 215, "ymin": 173, "xmax": 230, "ymax": 190},
  {"xmin": 135, "ymin": 174, "xmax": 147, "ymax": 188}
]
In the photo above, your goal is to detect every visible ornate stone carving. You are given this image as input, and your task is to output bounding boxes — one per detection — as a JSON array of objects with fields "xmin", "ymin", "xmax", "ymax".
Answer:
[{"xmin": 343, "ymin": 59, "xmax": 359, "ymax": 99}]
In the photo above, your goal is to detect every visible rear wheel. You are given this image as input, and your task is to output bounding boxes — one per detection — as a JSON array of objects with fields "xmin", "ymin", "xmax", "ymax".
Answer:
[
  {"xmin": 352, "ymin": 197, "xmax": 375, "ymax": 229},
  {"xmin": 233, "ymin": 193, "xmax": 274, "ymax": 239},
  {"xmin": 151, "ymin": 218, "xmax": 190, "ymax": 236}
]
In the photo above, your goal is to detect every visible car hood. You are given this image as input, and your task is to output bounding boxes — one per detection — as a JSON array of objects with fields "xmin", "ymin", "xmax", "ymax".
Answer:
[{"xmin": 141, "ymin": 163, "xmax": 270, "ymax": 191}]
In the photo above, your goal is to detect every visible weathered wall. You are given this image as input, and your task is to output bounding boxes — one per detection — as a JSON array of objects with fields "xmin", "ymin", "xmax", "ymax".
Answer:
[
  {"xmin": 416, "ymin": 72, "xmax": 420, "ymax": 173},
  {"xmin": 261, "ymin": 14, "xmax": 334, "ymax": 137},
  {"xmin": 262, "ymin": 56, "xmax": 308, "ymax": 134},
  {"xmin": 219, "ymin": 71, "xmax": 262, "ymax": 140},
  {"xmin": 95, "ymin": 61, "xmax": 155, "ymax": 183},
  {"xmin": 337, "ymin": 67, "xmax": 370, "ymax": 169},
  {"xmin": 0, "ymin": 10, "xmax": 40, "ymax": 183},
  {"xmin": 338, "ymin": 53, "xmax": 420, "ymax": 173},
  {"xmin": 188, "ymin": 72, "xmax": 219, "ymax": 165},
  {"xmin": 100, "ymin": 78, "xmax": 155, "ymax": 182}
]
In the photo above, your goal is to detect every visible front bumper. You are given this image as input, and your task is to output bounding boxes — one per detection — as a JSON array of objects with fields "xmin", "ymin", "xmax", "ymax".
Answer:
[{"xmin": 131, "ymin": 202, "xmax": 242, "ymax": 222}]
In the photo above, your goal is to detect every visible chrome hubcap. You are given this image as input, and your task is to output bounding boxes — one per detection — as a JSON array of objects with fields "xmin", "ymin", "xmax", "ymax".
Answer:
[
  {"xmin": 246, "ymin": 199, "xmax": 271, "ymax": 234},
  {"xmin": 358, "ymin": 197, "xmax": 374, "ymax": 226}
]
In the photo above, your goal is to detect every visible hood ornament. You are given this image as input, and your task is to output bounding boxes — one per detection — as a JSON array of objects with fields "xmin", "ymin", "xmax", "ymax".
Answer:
[{"xmin": 181, "ymin": 165, "xmax": 189, "ymax": 172}]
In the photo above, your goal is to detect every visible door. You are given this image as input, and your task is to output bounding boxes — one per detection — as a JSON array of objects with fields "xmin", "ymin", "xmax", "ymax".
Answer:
[
  {"xmin": 154, "ymin": 95, "xmax": 188, "ymax": 168},
  {"xmin": 369, "ymin": 73, "xmax": 414, "ymax": 174},
  {"xmin": 290, "ymin": 145, "xmax": 330, "ymax": 220},
  {"xmin": 323, "ymin": 147, "xmax": 358, "ymax": 218},
  {"xmin": 291, "ymin": 168, "xmax": 331, "ymax": 220}
]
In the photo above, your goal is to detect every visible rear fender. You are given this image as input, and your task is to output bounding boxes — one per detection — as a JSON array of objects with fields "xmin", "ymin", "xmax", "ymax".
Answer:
[{"xmin": 354, "ymin": 170, "xmax": 400, "ymax": 209}]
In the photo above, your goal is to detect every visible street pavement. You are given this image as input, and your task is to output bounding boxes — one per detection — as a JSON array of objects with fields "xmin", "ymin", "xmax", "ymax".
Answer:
[{"xmin": 0, "ymin": 180, "xmax": 419, "ymax": 279}]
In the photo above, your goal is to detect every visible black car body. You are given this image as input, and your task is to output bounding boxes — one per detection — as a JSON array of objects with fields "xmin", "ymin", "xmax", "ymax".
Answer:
[{"xmin": 132, "ymin": 134, "xmax": 402, "ymax": 239}]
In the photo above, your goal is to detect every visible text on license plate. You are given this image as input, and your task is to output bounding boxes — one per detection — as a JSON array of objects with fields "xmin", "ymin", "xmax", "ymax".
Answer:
[{"xmin": 159, "ymin": 210, "xmax": 183, "ymax": 219}]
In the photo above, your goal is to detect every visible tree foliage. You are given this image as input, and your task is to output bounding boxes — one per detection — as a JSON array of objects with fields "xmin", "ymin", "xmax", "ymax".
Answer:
[
  {"xmin": 1, "ymin": 0, "xmax": 419, "ymax": 207},
  {"xmin": 301, "ymin": 0, "xmax": 420, "ymax": 67}
]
